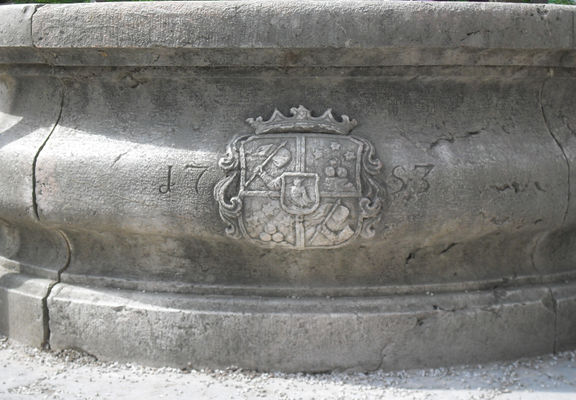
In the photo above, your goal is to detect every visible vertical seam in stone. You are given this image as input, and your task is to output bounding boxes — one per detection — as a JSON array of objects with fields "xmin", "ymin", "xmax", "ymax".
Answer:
[
  {"xmin": 539, "ymin": 78, "xmax": 570, "ymax": 225},
  {"xmin": 41, "ymin": 229, "xmax": 71, "ymax": 350},
  {"xmin": 571, "ymin": 11, "xmax": 576, "ymax": 50},
  {"xmin": 29, "ymin": 6, "xmax": 36, "ymax": 45},
  {"xmin": 30, "ymin": 4, "xmax": 57, "ymax": 82},
  {"xmin": 31, "ymin": 86, "xmax": 63, "ymax": 221},
  {"xmin": 29, "ymin": 4, "xmax": 44, "ymax": 47},
  {"xmin": 547, "ymin": 287, "xmax": 559, "ymax": 354},
  {"xmin": 529, "ymin": 231, "xmax": 546, "ymax": 275}
]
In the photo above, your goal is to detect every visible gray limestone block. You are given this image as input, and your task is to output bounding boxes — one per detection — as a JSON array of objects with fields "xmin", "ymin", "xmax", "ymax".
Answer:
[
  {"xmin": 0, "ymin": 5, "xmax": 44, "ymax": 64},
  {"xmin": 32, "ymin": 69, "xmax": 569, "ymax": 290},
  {"xmin": 19, "ymin": 46, "xmax": 576, "ymax": 69},
  {"xmin": 0, "ymin": 220, "xmax": 69, "ymax": 281},
  {"xmin": 26, "ymin": 2, "xmax": 576, "ymax": 68},
  {"xmin": 0, "ymin": 73, "xmax": 63, "ymax": 222},
  {"xmin": 47, "ymin": 283, "xmax": 556, "ymax": 372},
  {"xmin": 0, "ymin": 266, "xmax": 52, "ymax": 347},
  {"xmin": 0, "ymin": 5, "xmax": 37, "ymax": 48},
  {"xmin": 552, "ymin": 283, "xmax": 576, "ymax": 352},
  {"xmin": 0, "ymin": 66, "xmax": 67, "ymax": 280},
  {"xmin": 1, "ymin": 0, "xmax": 576, "ymax": 372},
  {"xmin": 538, "ymin": 78, "xmax": 576, "ymax": 226},
  {"xmin": 31, "ymin": 2, "xmax": 575, "ymax": 51}
]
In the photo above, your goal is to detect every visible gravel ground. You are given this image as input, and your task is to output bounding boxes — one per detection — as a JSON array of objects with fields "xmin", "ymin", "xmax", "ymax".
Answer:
[{"xmin": 1, "ymin": 334, "xmax": 575, "ymax": 400}]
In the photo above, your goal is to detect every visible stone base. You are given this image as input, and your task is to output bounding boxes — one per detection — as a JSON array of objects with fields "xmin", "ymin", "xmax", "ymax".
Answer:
[
  {"xmin": 2, "ymin": 264, "xmax": 576, "ymax": 371},
  {"xmin": 2, "ymin": 1, "xmax": 576, "ymax": 373},
  {"xmin": 42, "ymin": 281, "xmax": 575, "ymax": 372},
  {"xmin": 0, "ymin": 267, "xmax": 52, "ymax": 348}
]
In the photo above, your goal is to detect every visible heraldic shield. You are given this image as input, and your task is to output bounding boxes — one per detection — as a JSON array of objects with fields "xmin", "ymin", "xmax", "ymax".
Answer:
[{"xmin": 215, "ymin": 106, "xmax": 385, "ymax": 250}]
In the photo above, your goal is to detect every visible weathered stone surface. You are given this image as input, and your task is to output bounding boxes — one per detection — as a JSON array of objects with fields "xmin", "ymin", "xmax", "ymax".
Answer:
[
  {"xmin": 538, "ymin": 78, "xmax": 576, "ymax": 226},
  {"xmin": 25, "ymin": 2, "xmax": 576, "ymax": 67},
  {"xmin": 0, "ymin": 266, "xmax": 53, "ymax": 347},
  {"xmin": 0, "ymin": 66, "xmax": 68, "ymax": 280},
  {"xmin": 0, "ymin": 220, "xmax": 69, "ymax": 281},
  {"xmin": 0, "ymin": 5, "xmax": 37, "ymax": 48},
  {"xmin": 31, "ymin": 2, "xmax": 575, "ymax": 50},
  {"xmin": 0, "ymin": 73, "xmax": 62, "ymax": 222},
  {"xmin": 33, "ymin": 70, "xmax": 570, "ymax": 292},
  {"xmin": 0, "ymin": 1, "xmax": 575, "ymax": 371},
  {"xmin": 552, "ymin": 283, "xmax": 576, "ymax": 352},
  {"xmin": 47, "ymin": 282, "xmax": 558, "ymax": 372},
  {"xmin": 0, "ymin": 5, "xmax": 44, "ymax": 65}
]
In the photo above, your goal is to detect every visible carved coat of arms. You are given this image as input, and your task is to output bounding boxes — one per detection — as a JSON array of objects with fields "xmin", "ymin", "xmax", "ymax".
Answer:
[{"xmin": 214, "ymin": 106, "xmax": 384, "ymax": 249}]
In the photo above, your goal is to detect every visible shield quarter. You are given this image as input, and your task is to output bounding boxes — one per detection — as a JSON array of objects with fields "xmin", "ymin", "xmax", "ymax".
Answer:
[
  {"xmin": 280, "ymin": 172, "xmax": 320, "ymax": 216},
  {"xmin": 214, "ymin": 106, "xmax": 385, "ymax": 250}
]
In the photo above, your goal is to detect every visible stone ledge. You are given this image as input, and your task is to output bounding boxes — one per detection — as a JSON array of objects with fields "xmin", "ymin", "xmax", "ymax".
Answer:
[
  {"xmin": 31, "ymin": 2, "xmax": 576, "ymax": 50},
  {"xmin": 1, "ymin": 2, "xmax": 576, "ymax": 66},
  {"xmin": 45, "ymin": 281, "xmax": 575, "ymax": 372}
]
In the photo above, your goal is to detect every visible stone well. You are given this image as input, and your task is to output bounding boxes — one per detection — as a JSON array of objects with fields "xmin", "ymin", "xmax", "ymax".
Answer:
[{"xmin": 1, "ymin": 1, "xmax": 576, "ymax": 372}]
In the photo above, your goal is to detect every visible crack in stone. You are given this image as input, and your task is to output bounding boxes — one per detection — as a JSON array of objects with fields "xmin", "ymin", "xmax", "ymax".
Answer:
[
  {"xmin": 30, "ymin": 76, "xmax": 66, "ymax": 350},
  {"xmin": 29, "ymin": 4, "xmax": 46, "ymax": 49},
  {"xmin": 432, "ymin": 304, "xmax": 467, "ymax": 312},
  {"xmin": 30, "ymin": 4, "xmax": 57, "ymax": 67},
  {"xmin": 530, "ymin": 234, "xmax": 543, "ymax": 276},
  {"xmin": 428, "ymin": 130, "xmax": 485, "ymax": 150},
  {"xmin": 404, "ymin": 249, "xmax": 419, "ymax": 265},
  {"xmin": 41, "ymin": 229, "xmax": 71, "ymax": 350},
  {"xmin": 439, "ymin": 242, "xmax": 458, "ymax": 255},
  {"xmin": 570, "ymin": 13, "xmax": 576, "ymax": 48},
  {"xmin": 370, "ymin": 343, "xmax": 389, "ymax": 372},
  {"xmin": 544, "ymin": 287, "xmax": 559, "ymax": 355},
  {"xmin": 31, "ymin": 86, "xmax": 63, "ymax": 221},
  {"xmin": 539, "ymin": 78, "xmax": 571, "ymax": 226}
]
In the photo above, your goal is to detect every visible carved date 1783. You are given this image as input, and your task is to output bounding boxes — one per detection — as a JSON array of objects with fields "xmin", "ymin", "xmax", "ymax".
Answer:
[{"xmin": 215, "ymin": 106, "xmax": 385, "ymax": 249}]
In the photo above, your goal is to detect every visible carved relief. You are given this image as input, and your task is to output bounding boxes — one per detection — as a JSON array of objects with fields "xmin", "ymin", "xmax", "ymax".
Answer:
[
  {"xmin": 215, "ymin": 106, "xmax": 385, "ymax": 249},
  {"xmin": 389, "ymin": 164, "xmax": 435, "ymax": 201}
]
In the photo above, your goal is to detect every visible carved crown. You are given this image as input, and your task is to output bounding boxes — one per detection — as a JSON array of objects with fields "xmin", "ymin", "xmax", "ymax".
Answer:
[{"xmin": 246, "ymin": 105, "xmax": 357, "ymax": 135}]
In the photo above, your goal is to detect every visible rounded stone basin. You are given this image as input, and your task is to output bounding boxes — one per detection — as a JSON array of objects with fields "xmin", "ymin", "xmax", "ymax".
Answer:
[{"xmin": 0, "ymin": 0, "xmax": 575, "ymax": 372}]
